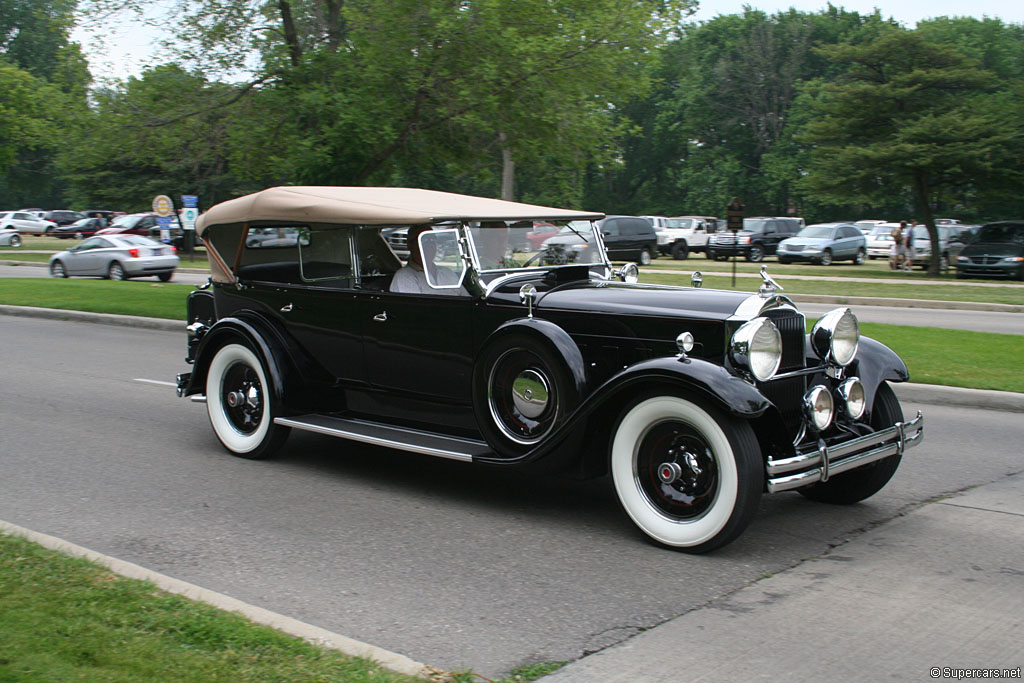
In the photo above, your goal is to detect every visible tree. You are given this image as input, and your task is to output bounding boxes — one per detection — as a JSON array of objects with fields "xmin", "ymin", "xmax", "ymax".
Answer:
[{"xmin": 800, "ymin": 29, "xmax": 1024, "ymax": 274}]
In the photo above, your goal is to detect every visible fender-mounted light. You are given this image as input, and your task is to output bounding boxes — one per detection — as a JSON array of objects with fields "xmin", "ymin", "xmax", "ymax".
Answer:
[
  {"xmin": 730, "ymin": 317, "xmax": 782, "ymax": 381},
  {"xmin": 811, "ymin": 307, "xmax": 860, "ymax": 366},
  {"xmin": 803, "ymin": 385, "xmax": 834, "ymax": 431},
  {"xmin": 837, "ymin": 377, "xmax": 866, "ymax": 420}
]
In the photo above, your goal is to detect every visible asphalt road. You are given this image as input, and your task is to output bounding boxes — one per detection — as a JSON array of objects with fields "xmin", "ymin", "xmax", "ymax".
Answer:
[
  {"xmin": 1, "ymin": 316, "xmax": 1021, "ymax": 677},
  {"xmin": 2, "ymin": 262, "xmax": 1022, "ymax": 334}
]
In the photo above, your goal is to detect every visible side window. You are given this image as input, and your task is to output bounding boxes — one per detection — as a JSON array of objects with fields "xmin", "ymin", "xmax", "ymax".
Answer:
[
  {"xmin": 298, "ymin": 227, "xmax": 353, "ymax": 283},
  {"xmin": 355, "ymin": 226, "xmax": 402, "ymax": 281},
  {"xmin": 624, "ymin": 219, "xmax": 650, "ymax": 236},
  {"xmin": 602, "ymin": 219, "xmax": 621, "ymax": 237},
  {"xmin": 763, "ymin": 221, "xmax": 777, "ymax": 235},
  {"xmin": 78, "ymin": 237, "xmax": 104, "ymax": 250}
]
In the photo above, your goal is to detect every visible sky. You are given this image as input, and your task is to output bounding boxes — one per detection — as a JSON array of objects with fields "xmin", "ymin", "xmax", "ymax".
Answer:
[{"xmin": 73, "ymin": 0, "xmax": 1024, "ymax": 83}]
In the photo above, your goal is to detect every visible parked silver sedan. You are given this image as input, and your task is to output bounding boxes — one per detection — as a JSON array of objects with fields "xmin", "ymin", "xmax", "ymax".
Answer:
[{"xmin": 49, "ymin": 234, "xmax": 179, "ymax": 281}]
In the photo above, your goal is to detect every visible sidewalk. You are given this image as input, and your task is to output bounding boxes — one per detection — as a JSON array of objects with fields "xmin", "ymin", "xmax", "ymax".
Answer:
[{"xmin": 544, "ymin": 471, "xmax": 1024, "ymax": 682}]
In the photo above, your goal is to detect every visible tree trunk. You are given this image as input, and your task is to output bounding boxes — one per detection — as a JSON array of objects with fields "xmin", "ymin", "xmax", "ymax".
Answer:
[
  {"xmin": 499, "ymin": 132, "xmax": 515, "ymax": 201},
  {"xmin": 278, "ymin": 0, "xmax": 302, "ymax": 67},
  {"xmin": 324, "ymin": 0, "xmax": 345, "ymax": 51},
  {"xmin": 911, "ymin": 170, "xmax": 941, "ymax": 277}
]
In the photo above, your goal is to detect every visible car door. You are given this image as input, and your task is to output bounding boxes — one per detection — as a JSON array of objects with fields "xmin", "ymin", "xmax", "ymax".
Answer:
[
  {"xmin": 66, "ymin": 237, "xmax": 109, "ymax": 275},
  {"xmin": 839, "ymin": 226, "xmax": 860, "ymax": 257}
]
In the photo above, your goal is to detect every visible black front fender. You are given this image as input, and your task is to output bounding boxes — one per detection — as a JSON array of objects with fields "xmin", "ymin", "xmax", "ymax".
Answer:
[{"xmin": 849, "ymin": 335, "xmax": 910, "ymax": 415}]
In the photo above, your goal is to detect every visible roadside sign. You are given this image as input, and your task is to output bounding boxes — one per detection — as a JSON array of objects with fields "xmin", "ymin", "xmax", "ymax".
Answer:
[
  {"xmin": 181, "ymin": 195, "xmax": 198, "ymax": 208},
  {"xmin": 181, "ymin": 207, "xmax": 199, "ymax": 231},
  {"xmin": 152, "ymin": 195, "xmax": 174, "ymax": 217},
  {"xmin": 157, "ymin": 216, "xmax": 173, "ymax": 243},
  {"xmin": 726, "ymin": 197, "xmax": 745, "ymax": 231}
]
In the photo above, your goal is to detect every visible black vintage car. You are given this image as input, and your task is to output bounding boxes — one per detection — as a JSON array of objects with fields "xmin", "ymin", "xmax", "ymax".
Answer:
[{"xmin": 176, "ymin": 187, "xmax": 923, "ymax": 553}]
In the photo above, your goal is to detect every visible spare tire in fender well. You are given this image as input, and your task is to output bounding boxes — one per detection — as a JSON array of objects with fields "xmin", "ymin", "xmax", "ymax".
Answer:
[{"xmin": 473, "ymin": 317, "xmax": 587, "ymax": 459}]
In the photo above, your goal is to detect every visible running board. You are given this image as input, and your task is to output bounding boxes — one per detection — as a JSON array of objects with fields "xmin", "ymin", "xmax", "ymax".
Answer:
[{"xmin": 273, "ymin": 414, "xmax": 489, "ymax": 462}]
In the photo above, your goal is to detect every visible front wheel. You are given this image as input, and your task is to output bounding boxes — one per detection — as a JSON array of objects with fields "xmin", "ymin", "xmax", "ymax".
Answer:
[
  {"xmin": 639, "ymin": 247, "xmax": 652, "ymax": 266},
  {"xmin": 671, "ymin": 242, "xmax": 689, "ymax": 260},
  {"xmin": 50, "ymin": 260, "xmax": 68, "ymax": 278},
  {"xmin": 10, "ymin": 234, "xmax": 22, "ymax": 247},
  {"xmin": 158, "ymin": 271, "xmax": 174, "ymax": 282},
  {"xmin": 819, "ymin": 249, "xmax": 833, "ymax": 266},
  {"xmin": 206, "ymin": 342, "xmax": 290, "ymax": 459},
  {"xmin": 746, "ymin": 244, "xmax": 764, "ymax": 262},
  {"xmin": 706, "ymin": 249, "xmax": 717, "ymax": 261},
  {"xmin": 610, "ymin": 395, "xmax": 763, "ymax": 553},
  {"xmin": 798, "ymin": 383, "xmax": 903, "ymax": 504}
]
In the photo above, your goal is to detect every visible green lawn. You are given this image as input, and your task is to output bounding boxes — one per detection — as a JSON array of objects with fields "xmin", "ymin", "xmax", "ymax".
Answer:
[
  {"xmin": 0, "ymin": 531, "xmax": 564, "ymax": 682},
  {"xmin": 0, "ymin": 278, "xmax": 190, "ymax": 320}
]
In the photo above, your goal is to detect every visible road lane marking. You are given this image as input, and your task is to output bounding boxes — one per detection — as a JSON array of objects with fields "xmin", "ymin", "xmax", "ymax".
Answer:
[{"xmin": 133, "ymin": 378, "xmax": 177, "ymax": 387}]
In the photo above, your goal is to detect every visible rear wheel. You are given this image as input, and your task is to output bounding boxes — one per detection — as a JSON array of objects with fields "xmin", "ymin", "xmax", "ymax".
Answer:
[
  {"xmin": 158, "ymin": 271, "xmax": 174, "ymax": 282},
  {"xmin": 108, "ymin": 262, "xmax": 127, "ymax": 280},
  {"xmin": 798, "ymin": 383, "xmax": 903, "ymax": 504},
  {"xmin": 746, "ymin": 244, "xmax": 764, "ymax": 262},
  {"xmin": 10, "ymin": 234, "xmax": 22, "ymax": 247},
  {"xmin": 206, "ymin": 342, "xmax": 290, "ymax": 459},
  {"xmin": 610, "ymin": 395, "xmax": 762, "ymax": 553},
  {"xmin": 639, "ymin": 247, "xmax": 652, "ymax": 266},
  {"xmin": 853, "ymin": 248, "xmax": 866, "ymax": 265}
]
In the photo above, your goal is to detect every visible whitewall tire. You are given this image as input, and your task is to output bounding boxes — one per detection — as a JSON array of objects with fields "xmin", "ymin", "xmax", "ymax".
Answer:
[
  {"xmin": 610, "ymin": 395, "xmax": 762, "ymax": 553},
  {"xmin": 206, "ymin": 342, "xmax": 289, "ymax": 459}
]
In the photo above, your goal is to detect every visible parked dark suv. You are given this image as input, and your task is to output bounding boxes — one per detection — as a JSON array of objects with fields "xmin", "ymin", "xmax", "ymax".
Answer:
[
  {"xmin": 589, "ymin": 215, "xmax": 658, "ymax": 265},
  {"xmin": 707, "ymin": 217, "xmax": 803, "ymax": 262},
  {"xmin": 955, "ymin": 221, "xmax": 1024, "ymax": 280},
  {"xmin": 176, "ymin": 187, "xmax": 922, "ymax": 553}
]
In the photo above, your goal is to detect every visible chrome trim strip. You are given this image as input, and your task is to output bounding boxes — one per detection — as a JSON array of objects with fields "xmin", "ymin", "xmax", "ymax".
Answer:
[
  {"xmin": 766, "ymin": 411, "xmax": 923, "ymax": 493},
  {"xmin": 274, "ymin": 417, "xmax": 479, "ymax": 462}
]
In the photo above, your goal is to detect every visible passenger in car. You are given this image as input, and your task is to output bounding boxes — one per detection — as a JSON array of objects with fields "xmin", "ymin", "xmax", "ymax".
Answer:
[{"xmin": 390, "ymin": 224, "xmax": 464, "ymax": 295}]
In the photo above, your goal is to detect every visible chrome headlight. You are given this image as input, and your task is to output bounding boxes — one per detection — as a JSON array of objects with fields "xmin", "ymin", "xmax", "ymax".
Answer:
[
  {"xmin": 803, "ymin": 385, "xmax": 834, "ymax": 431},
  {"xmin": 811, "ymin": 307, "xmax": 860, "ymax": 366},
  {"xmin": 837, "ymin": 377, "xmax": 866, "ymax": 420},
  {"xmin": 730, "ymin": 317, "xmax": 782, "ymax": 381}
]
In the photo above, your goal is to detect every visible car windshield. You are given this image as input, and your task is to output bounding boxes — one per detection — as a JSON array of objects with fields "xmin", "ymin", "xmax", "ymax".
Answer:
[
  {"xmin": 870, "ymin": 226, "xmax": 892, "ymax": 237},
  {"xmin": 666, "ymin": 218, "xmax": 696, "ymax": 229},
  {"xmin": 470, "ymin": 220, "xmax": 604, "ymax": 272},
  {"xmin": 912, "ymin": 226, "xmax": 950, "ymax": 240},
  {"xmin": 111, "ymin": 215, "xmax": 145, "ymax": 229},
  {"xmin": 118, "ymin": 235, "xmax": 160, "ymax": 246},
  {"xmin": 796, "ymin": 226, "xmax": 836, "ymax": 239},
  {"xmin": 742, "ymin": 219, "xmax": 770, "ymax": 233},
  {"xmin": 975, "ymin": 224, "xmax": 1024, "ymax": 243}
]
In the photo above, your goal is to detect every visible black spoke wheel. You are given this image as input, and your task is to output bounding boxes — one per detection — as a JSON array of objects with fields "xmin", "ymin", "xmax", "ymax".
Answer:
[
  {"xmin": 611, "ymin": 395, "xmax": 762, "ymax": 553},
  {"xmin": 799, "ymin": 382, "xmax": 904, "ymax": 504},
  {"xmin": 671, "ymin": 241, "xmax": 689, "ymax": 260},
  {"xmin": 206, "ymin": 342, "xmax": 290, "ymax": 459}
]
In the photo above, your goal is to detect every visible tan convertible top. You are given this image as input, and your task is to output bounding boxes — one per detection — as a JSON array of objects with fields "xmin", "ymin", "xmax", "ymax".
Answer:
[{"xmin": 196, "ymin": 186, "xmax": 603, "ymax": 236}]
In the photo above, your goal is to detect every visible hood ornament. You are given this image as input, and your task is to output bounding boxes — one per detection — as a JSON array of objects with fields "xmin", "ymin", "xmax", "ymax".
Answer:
[{"xmin": 758, "ymin": 265, "xmax": 783, "ymax": 298}]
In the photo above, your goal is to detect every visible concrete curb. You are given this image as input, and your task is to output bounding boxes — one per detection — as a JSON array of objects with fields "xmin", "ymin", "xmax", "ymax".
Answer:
[
  {"xmin": 0, "ymin": 304, "xmax": 183, "ymax": 332},
  {"xmin": 0, "ymin": 520, "xmax": 442, "ymax": 680},
  {"xmin": 3, "ymin": 305, "xmax": 1023, "ymax": 413}
]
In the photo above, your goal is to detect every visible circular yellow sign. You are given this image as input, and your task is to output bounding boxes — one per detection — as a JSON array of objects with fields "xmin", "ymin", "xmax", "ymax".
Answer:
[{"xmin": 152, "ymin": 195, "xmax": 173, "ymax": 217}]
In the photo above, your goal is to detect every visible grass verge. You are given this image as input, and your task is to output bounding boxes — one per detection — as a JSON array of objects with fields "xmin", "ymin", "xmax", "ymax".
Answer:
[
  {"xmin": 0, "ymin": 533, "xmax": 416, "ymax": 682},
  {"xmin": 0, "ymin": 278, "xmax": 190, "ymax": 320},
  {"xmin": 0, "ymin": 532, "xmax": 564, "ymax": 682}
]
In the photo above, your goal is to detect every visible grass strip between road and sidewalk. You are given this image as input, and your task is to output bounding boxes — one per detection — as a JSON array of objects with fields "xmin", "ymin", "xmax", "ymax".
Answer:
[
  {"xmin": 1, "ymin": 277, "xmax": 1021, "ymax": 393},
  {"xmin": 0, "ymin": 531, "xmax": 564, "ymax": 682}
]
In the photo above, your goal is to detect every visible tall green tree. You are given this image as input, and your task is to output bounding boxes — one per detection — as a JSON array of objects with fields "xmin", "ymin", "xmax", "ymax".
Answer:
[{"xmin": 799, "ymin": 28, "xmax": 1024, "ymax": 274}]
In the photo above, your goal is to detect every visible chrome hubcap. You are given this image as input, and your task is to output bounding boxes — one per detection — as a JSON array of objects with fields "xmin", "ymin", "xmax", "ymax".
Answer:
[{"xmin": 511, "ymin": 369, "xmax": 549, "ymax": 418}]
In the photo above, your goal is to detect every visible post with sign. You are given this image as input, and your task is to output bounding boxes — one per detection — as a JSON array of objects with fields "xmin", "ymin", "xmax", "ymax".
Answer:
[
  {"xmin": 726, "ymin": 197, "xmax": 745, "ymax": 287},
  {"xmin": 152, "ymin": 195, "xmax": 175, "ymax": 246},
  {"xmin": 181, "ymin": 195, "xmax": 199, "ymax": 257}
]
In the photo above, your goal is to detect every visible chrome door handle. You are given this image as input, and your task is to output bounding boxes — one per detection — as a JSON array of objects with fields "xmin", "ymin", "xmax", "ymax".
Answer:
[
  {"xmin": 280, "ymin": 303, "xmax": 293, "ymax": 312},
  {"xmin": 373, "ymin": 311, "xmax": 388, "ymax": 322}
]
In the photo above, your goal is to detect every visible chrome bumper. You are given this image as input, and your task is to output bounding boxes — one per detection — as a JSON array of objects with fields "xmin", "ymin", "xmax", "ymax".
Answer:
[{"xmin": 766, "ymin": 411, "xmax": 924, "ymax": 493}]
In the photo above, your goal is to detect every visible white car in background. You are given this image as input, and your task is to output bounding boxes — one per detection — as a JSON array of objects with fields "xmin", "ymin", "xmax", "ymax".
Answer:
[
  {"xmin": 866, "ymin": 223, "xmax": 900, "ymax": 260},
  {"xmin": 855, "ymin": 219, "xmax": 887, "ymax": 234},
  {"xmin": 0, "ymin": 211, "xmax": 57, "ymax": 234}
]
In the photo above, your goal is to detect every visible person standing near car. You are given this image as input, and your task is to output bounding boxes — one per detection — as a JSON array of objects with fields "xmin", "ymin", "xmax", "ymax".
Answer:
[
  {"xmin": 890, "ymin": 222, "xmax": 905, "ymax": 270},
  {"xmin": 903, "ymin": 220, "xmax": 917, "ymax": 272}
]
